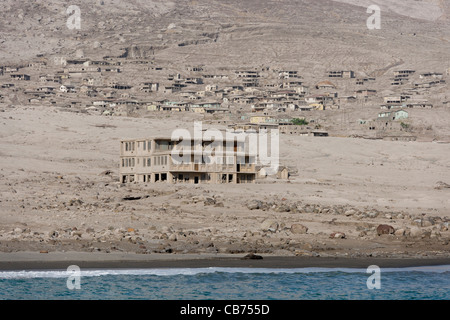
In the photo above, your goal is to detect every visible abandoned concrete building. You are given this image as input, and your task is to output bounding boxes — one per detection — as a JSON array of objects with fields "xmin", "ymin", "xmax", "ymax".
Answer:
[
  {"xmin": 378, "ymin": 109, "xmax": 409, "ymax": 121},
  {"xmin": 235, "ymin": 70, "xmax": 260, "ymax": 87},
  {"xmin": 10, "ymin": 74, "xmax": 30, "ymax": 81},
  {"xmin": 327, "ymin": 70, "xmax": 355, "ymax": 79},
  {"xmin": 394, "ymin": 70, "xmax": 415, "ymax": 78},
  {"xmin": 120, "ymin": 136, "xmax": 257, "ymax": 184},
  {"xmin": 278, "ymin": 70, "xmax": 299, "ymax": 79}
]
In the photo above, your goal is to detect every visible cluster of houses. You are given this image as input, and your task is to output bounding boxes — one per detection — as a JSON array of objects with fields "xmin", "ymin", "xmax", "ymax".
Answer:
[{"xmin": 1, "ymin": 55, "xmax": 448, "ymax": 139}]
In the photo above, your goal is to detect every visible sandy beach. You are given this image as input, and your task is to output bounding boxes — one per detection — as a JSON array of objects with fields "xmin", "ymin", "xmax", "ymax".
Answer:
[{"xmin": 1, "ymin": 252, "xmax": 450, "ymax": 271}]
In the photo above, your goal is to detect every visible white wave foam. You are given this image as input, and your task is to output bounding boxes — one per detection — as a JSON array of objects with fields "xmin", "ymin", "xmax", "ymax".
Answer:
[{"xmin": 0, "ymin": 265, "xmax": 449, "ymax": 279}]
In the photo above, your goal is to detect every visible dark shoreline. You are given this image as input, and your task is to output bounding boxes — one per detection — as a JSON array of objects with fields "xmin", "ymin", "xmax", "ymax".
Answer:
[{"xmin": 1, "ymin": 252, "xmax": 450, "ymax": 271}]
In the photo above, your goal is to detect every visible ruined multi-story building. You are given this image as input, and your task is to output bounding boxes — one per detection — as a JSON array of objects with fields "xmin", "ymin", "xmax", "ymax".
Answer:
[{"xmin": 120, "ymin": 136, "xmax": 257, "ymax": 184}]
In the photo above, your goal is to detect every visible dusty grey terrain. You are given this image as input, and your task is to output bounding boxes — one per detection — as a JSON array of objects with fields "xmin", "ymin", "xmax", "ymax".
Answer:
[
  {"xmin": 1, "ymin": 0, "xmax": 449, "ymax": 73},
  {"xmin": 0, "ymin": 106, "xmax": 449, "ymax": 259}
]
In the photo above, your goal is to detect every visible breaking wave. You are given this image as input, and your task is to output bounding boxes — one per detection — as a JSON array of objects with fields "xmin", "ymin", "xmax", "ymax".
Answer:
[{"xmin": 1, "ymin": 265, "xmax": 449, "ymax": 279}]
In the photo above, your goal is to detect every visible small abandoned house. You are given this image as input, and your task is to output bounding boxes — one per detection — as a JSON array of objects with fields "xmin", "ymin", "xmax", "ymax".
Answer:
[
  {"xmin": 327, "ymin": 70, "xmax": 355, "ymax": 79},
  {"xmin": 393, "ymin": 70, "xmax": 415, "ymax": 78},
  {"xmin": 278, "ymin": 70, "xmax": 299, "ymax": 79},
  {"xmin": 10, "ymin": 74, "xmax": 30, "ymax": 81},
  {"xmin": 315, "ymin": 81, "xmax": 336, "ymax": 90},
  {"xmin": 378, "ymin": 109, "xmax": 409, "ymax": 121}
]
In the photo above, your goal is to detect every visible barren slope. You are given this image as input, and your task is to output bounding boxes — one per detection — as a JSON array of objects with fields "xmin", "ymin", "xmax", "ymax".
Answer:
[{"xmin": 0, "ymin": 0, "xmax": 448, "ymax": 76}]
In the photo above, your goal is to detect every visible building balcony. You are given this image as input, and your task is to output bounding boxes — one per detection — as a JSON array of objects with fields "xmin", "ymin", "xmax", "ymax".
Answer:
[{"xmin": 169, "ymin": 163, "xmax": 238, "ymax": 173}]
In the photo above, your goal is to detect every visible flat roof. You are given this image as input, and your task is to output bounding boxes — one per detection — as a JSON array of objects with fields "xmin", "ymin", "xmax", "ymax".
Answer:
[{"xmin": 120, "ymin": 135, "xmax": 252, "ymax": 143}]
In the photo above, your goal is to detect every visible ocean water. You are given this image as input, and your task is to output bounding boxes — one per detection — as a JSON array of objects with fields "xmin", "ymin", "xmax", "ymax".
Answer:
[{"xmin": 0, "ymin": 266, "xmax": 449, "ymax": 300}]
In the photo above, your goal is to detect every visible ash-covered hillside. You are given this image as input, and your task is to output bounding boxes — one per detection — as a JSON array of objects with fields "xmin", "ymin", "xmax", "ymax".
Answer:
[{"xmin": 0, "ymin": 0, "xmax": 449, "ymax": 77}]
